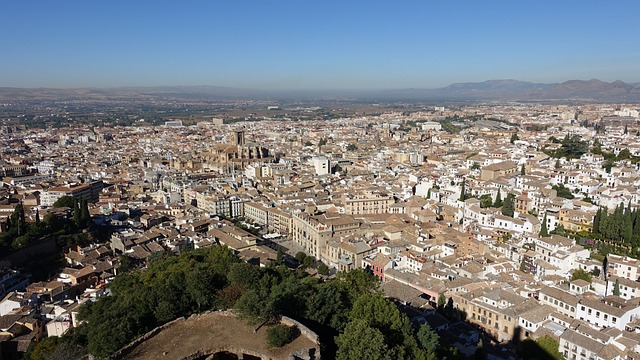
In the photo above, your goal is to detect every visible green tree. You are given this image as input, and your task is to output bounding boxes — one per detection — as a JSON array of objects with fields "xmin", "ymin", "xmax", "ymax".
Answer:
[
  {"xmin": 416, "ymin": 323, "xmax": 439, "ymax": 357},
  {"xmin": 80, "ymin": 199, "xmax": 91, "ymax": 227},
  {"xmin": 437, "ymin": 293, "xmax": 446, "ymax": 311},
  {"xmin": 228, "ymin": 262, "xmax": 261, "ymax": 289},
  {"xmin": 347, "ymin": 143, "xmax": 358, "ymax": 151},
  {"xmin": 493, "ymin": 189, "xmax": 503, "ymax": 208},
  {"xmin": 459, "ymin": 181, "xmax": 466, "ymax": 202},
  {"xmin": 613, "ymin": 279, "xmax": 621, "ymax": 296},
  {"xmin": 347, "ymin": 293, "xmax": 423, "ymax": 360},
  {"xmin": 552, "ymin": 184, "xmax": 574, "ymax": 199},
  {"xmin": 72, "ymin": 199, "xmax": 81, "ymax": 228},
  {"xmin": 53, "ymin": 195, "xmax": 76, "ymax": 208},
  {"xmin": 571, "ymin": 269, "xmax": 593, "ymax": 283},
  {"xmin": 305, "ymin": 281, "xmax": 351, "ymax": 331},
  {"xmin": 317, "ymin": 263, "xmax": 330, "ymax": 276},
  {"xmin": 534, "ymin": 336, "xmax": 563, "ymax": 360},
  {"xmin": 510, "ymin": 132, "xmax": 519, "ymax": 144},
  {"xmin": 501, "ymin": 193, "xmax": 516, "ymax": 217},
  {"xmin": 479, "ymin": 194, "xmax": 492, "ymax": 208},
  {"xmin": 555, "ymin": 159, "xmax": 561, "ymax": 169},
  {"xmin": 521, "ymin": 163, "xmax": 526, "ymax": 175},
  {"xmin": 11, "ymin": 202, "xmax": 27, "ymax": 236},
  {"xmin": 540, "ymin": 214, "xmax": 548, "ymax": 237},
  {"xmin": 336, "ymin": 319, "xmax": 392, "ymax": 360}
]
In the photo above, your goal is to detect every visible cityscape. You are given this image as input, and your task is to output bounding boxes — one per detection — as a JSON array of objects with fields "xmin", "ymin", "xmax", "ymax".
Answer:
[{"xmin": 2, "ymin": 2, "xmax": 640, "ymax": 360}]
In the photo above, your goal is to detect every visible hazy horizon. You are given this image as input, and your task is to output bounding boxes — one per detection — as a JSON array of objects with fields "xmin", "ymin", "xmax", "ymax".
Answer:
[{"xmin": 2, "ymin": 1, "xmax": 640, "ymax": 89}]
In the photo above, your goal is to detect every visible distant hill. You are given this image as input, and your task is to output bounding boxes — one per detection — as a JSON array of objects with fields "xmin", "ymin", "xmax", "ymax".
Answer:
[
  {"xmin": 381, "ymin": 79, "xmax": 640, "ymax": 102},
  {"xmin": 1, "ymin": 79, "xmax": 639, "ymax": 102}
]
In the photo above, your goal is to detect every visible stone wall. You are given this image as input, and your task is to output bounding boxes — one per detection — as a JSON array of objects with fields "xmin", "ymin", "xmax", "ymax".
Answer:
[{"xmin": 280, "ymin": 316, "xmax": 320, "ymax": 345}]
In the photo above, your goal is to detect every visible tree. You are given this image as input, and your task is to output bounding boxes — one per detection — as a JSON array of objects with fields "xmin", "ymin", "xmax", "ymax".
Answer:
[
  {"xmin": 80, "ymin": 199, "xmax": 91, "ymax": 228},
  {"xmin": 520, "ymin": 163, "xmax": 526, "ymax": 175},
  {"xmin": 534, "ymin": 336, "xmax": 563, "ymax": 360},
  {"xmin": 471, "ymin": 162, "xmax": 481, "ymax": 170},
  {"xmin": 295, "ymin": 251, "xmax": 307, "ymax": 263},
  {"xmin": 479, "ymin": 194, "xmax": 492, "ymax": 208},
  {"xmin": 459, "ymin": 181, "xmax": 466, "ymax": 202},
  {"xmin": 613, "ymin": 279, "xmax": 621, "ymax": 296},
  {"xmin": 493, "ymin": 189, "xmax": 503, "ymax": 208},
  {"xmin": 228, "ymin": 262, "xmax": 261, "ymax": 289},
  {"xmin": 510, "ymin": 132, "xmax": 519, "ymax": 144},
  {"xmin": 501, "ymin": 193, "xmax": 516, "ymax": 217},
  {"xmin": 347, "ymin": 143, "xmax": 357, "ymax": 151},
  {"xmin": 336, "ymin": 319, "xmax": 392, "ymax": 360},
  {"xmin": 317, "ymin": 263, "xmax": 330, "ymax": 276},
  {"xmin": 437, "ymin": 293, "xmax": 446, "ymax": 311},
  {"xmin": 53, "ymin": 195, "xmax": 76, "ymax": 208},
  {"xmin": 335, "ymin": 268, "xmax": 379, "ymax": 302},
  {"xmin": 416, "ymin": 323, "xmax": 439, "ymax": 357},
  {"xmin": 540, "ymin": 213, "xmax": 548, "ymax": 237},
  {"xmin": 347, "ymin": 293, "xmax": 422, "ymax": 359},
  {"xmin": 552, "ymin": 184, "xmax": 574, "ymax": 199},
  {"xmin": 555, "ymin": 159, "xmax": 561, "ymax": 169},
  {"xmin": 571, "ymin": 269, "xmax": 593, "ymax": 283},
  {"xmin": 11, "ymin": 202, "xmax": 27, "ymax": 236},
  {"xmin": 73, "ymin": 199, "xmax": 81, "ymax": 228}
]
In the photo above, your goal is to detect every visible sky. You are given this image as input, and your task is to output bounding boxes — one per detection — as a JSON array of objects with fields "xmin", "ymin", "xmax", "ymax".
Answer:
[{"xmin": 1, "ymin": 1, "xmax": 640, "ymax": 89}]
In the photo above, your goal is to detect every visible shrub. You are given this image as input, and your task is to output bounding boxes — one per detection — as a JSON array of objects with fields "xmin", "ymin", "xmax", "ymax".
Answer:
[{"xmin": 266, "ymin": 324, "xmax": 299, "ymax": 347}]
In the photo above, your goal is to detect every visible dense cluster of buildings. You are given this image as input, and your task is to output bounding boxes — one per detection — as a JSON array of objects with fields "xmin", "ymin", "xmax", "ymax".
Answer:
[{"xmin": 1, "ymin": 103, "xmax": 640, "ymax": 358}]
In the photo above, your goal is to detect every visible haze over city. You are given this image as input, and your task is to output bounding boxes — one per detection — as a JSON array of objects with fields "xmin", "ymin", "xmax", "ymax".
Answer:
[{"xmin": 2, "ymin": 0, "xmax": 640, "ymax": 89}]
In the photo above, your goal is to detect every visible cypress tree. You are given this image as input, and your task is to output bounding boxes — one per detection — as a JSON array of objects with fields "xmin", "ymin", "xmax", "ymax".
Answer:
[
  {"xmin": 540, "ymin": 213, "xmax": 549, "ymax": 237},
  {"xmin": 80, "ymin": 199, "xmax": 91, "ymax": 227},
  {"xmin": 613, "ymin": 279, "xmax": 621, "ymax": 296},
  {"xmin": 35, "ymin": 209, "xmax": 40, "ymax": 224},
  {"xmin": 13, "ymin": 202, "xmax": 26, "ymax": 236},
  {"xmin": 494, "ymin": 189, "xmax": 503, "ymax": 208},
  {"xmin": 521, "ymin": 164, "xmax": 526, "ymax": 176},
  {"xmin": 459, "ymin": 181, "xmax": 466, "ymax": 202},
  {"xmin": 593, "ymin": 207, "xmax": 602, "ymax": 235},
  {"xmin": 623, "ymin": 218, "xmax": 633, "ymax": 243},
  {"xmin": 73, "ymin": 199, "xmax": 81, "ymax": 228}
]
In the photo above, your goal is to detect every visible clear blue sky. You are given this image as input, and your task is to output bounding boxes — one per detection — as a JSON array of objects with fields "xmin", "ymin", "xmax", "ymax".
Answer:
[{"xmin": 1, "ymin": 1, "xmax": 639, "ymax": 89}]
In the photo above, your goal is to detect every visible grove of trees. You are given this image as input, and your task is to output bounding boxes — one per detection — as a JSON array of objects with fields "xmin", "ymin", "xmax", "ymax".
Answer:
[{"xmin": 31, "ymin": 245, "xmax": 464, "ymax": 359}]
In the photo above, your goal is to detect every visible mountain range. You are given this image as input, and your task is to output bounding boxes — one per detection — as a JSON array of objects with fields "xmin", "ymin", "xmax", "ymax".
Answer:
[
  {"xmin": 1, "ymin": 79, "xmax": 639, "ymax": 102},
  {"xmin": 383, "ymin": 79, "xmax": 640, "ymax": 102}
]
